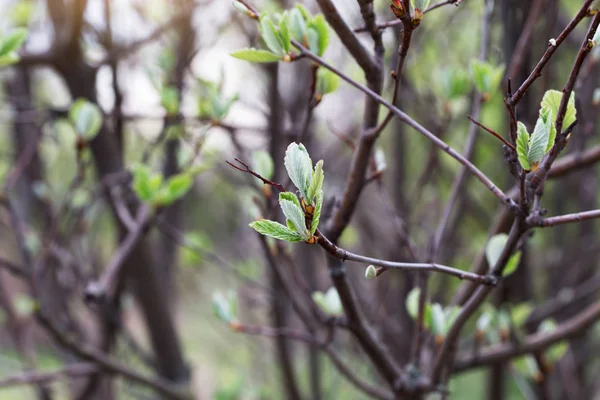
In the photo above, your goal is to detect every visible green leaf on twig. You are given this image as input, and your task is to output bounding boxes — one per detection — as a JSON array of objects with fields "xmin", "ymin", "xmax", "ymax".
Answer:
[
  {"xmin": 230, "ymin": 48, "xmax": 283, "ymax": 63},
  {"xmin": 249, "ymin": 220, "xmax": 304, "ymax": 242},
  {"xmin": 69, "ymin": 98, "xmax": 103, "ymax": 140},
  {"xmin": 541, "ymin": 89, "xmax": 577, "ymax": 132}
]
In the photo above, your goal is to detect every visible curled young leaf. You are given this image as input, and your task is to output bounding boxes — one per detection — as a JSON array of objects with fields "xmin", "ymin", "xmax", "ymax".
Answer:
[
  {"xmin": 284, "ymin": 142, "xmax": 313, "ymax": 200},
  {"xmin": 365, "ymin": 265, "xmax": 377, "ymax": 279},
  {"xmin": 310, "ymin": 189, "xmax": 323, "ymax": 235},
  {"xmin": 516, "ymin": 122, "xmax": 531, "ymax": 171}
]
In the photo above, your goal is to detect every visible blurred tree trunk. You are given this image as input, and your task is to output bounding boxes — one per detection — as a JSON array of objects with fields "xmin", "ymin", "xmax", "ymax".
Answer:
[{"xmin": 159, "ymin": 0, "xmax": 195, "ymax": 307}]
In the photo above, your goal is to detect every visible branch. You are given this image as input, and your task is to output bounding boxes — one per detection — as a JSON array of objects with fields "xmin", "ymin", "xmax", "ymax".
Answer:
[
  {"xmin": 354, "ymin": 0, "xmax": 462, "ymax": 33},
  {"xmin": 0, "ymin": 363, "xmax": 99, "ymax": 389},
  {"xmin": 314, "ymin": 0, "xmax": 379, "ymax": 76},
  {"xmin": 548, "ymin": 144, "xmax": 600, "ymax": 178},
  {"xmin": 432, "ymin": 220, "xmax": 525, "ymax": 384},
  {"xmin": 531, "ymin": 208, "xmax": 600, "ymax": 227},
  {"xmin": 530, "ymin": 13, "xmax": 600, "ymax": 192},
  {"xmin": 508, "ymin": 0, "xmax": 596, "ymax": 106},
  {"xmin": 292, "ymin": 40, "xmax": 518, "ymax": 211},
  {"xmin": 84, "ymin": 205, "xmax": 153, "ymax": 302},
  {"xmin": 316, "ymin": 230, "xmax": 495, "ymax": 285},
  {"xmin": 453, "ymin": 300, "xmax": 600, "ymax": 371}
]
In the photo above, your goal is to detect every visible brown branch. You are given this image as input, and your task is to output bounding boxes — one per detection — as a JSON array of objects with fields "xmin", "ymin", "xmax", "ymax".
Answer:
[
  {"xmin": 291, "ymin": 40, "xmax": 519, "ymax": 211},
  {"xmin": 467, "ymin": 116, "xmax": 515, "ymax": 151},
  {"xmin": 453, "ymin": 300, "xmax": 600, "ymax": 371},
  {"xmin": 316, "ymin": 230, "xmax": 495, "ymax": 285},
  {"xmin": 0, "ymin": 363, "xmax": 100, "ymax": 389},
  {"xmin": 509, "ymin": 0, "xmax": 596, "ymax": 106}
]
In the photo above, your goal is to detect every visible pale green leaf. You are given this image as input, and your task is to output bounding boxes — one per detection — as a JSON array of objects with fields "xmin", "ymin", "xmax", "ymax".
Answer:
[
  {"xmin": 430, "ymin": 303, "xmax": 446, "ymax": 336},
  {"xmin": 284, "ymin": 142, "xmax": 313, "ymax": 199},
  {"xmin": 287, "ymin": 8, "xmax": 307, "ymax": 43},
  {"xmin": 541, "ymin": 90, "xmax": 577, "ymax": 132},
  {"xmin": 312, "ymin": 287, "xmax": 342, "ymax": 316},
  {"xmin": 69, "ymin": 98, "xmax": 103, "ymax": 140},
  {"xmin": 516, "ymin": 122, "xmax": 531, "ymax": 171},
  {"xmin": 279, "ymin": 191, "xmax": 303, "ymax": 212},
  {"xmin": 230, "ymin": 48, "xmax": 282, "ymax": 63},
  {"xmin": 405, "ymin": 287, "xmax": 421, "ymax": 320},
  {"xmin": 249, "ymin": 220, "xmax": 304, "ymax": 242},
  {"xmin": 309, "ymin": 14, "xmax": 329, "ymax": 56},
  {"xmin": 485, "ymin": 234, "xmax": 508, "ymax": 269},
  {"xmin": 511, "ymin": 303, "xmax": 533, "ymax": 327},
  {"xmin": 279, "ymin": 197, "xmax": 310, "ymax": 239},
  {"xmin": 444, "ymin": 306, "xmax": 461, "ymax": 331},
  {"xmin": 310, "ymin": 189, "xmax": 323, "ymax": 235},
  {"xmin": 365, "ymin": 265, "xmax": 377, "ymax": 279},
  {"xmin": 160, "ymin": 85, "xmax": 180, "ymax": 115},
  {"xmin": 0, "ymin": 53, "xmax": 20, "ymax": 67},
  {"xmin": 279, "ymin": 16, "xmax": 290, "ymax": 53},
  {"xmin": 154, "ymin": 173, "xmax": 193, "ymax": 206},
  {"xmin": 527, "ymin": 106, "xmax": 552, "ymax": 165},
  {"xmin": 306, "ymin": 160, "xmax": 324, "ymax": 204},
  {"xmin": 316, "ymin": 68, "xmax": 340, "ymax": 96},
  {"xmin": 260, "ymin": 16, "xmax": 284, "ymax": 55},
  {"xmin": 212, "ymin": 291, "xmax": 237, "ymax": 323},
  {"xmin": 0, "ymin": 28, "xmax": 28, "ymax": 56},
  {"xmin": 306, "ymin": 27, "xmax": 320, "ymax": 56},
  {"xmin": 252, "ymin": 151, "xmax": 274, "ymax": 180},
  {"xmin": 503, "ymin": 251, "xmax": 522, "ymax": 277}
]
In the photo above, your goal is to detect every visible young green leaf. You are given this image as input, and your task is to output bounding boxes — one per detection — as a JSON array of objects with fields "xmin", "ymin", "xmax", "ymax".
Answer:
[
  {"xmin": 516, "ymin": 122, "xmax": 531, "ymax": 171},
  {"xmin": 131, "ymin": 164, "xmax": 154, "ymax": 202},
  {"xmin": 212, "ymin": 291, "xmax": 237, "ymax": 323},
  {"xmin": 503, "ymin": 251, "xmax": 522, "ymax": 277},
  {"xmin": 0, "ymin": 53, "xmax": 20, "ymax": 67},
  {"xmin": 249, "ymin": 220, "xmax": 304, "ymax": 242},
  {"xmin": 278, "ymin": 17, "xmax": 291, "ymax": 53},
  {"xmin": 69, "ymin": 98, "xmax": 103, "ymax": 140},
  {"xmin": 312, "ymin": 287, "xmax": 342, "ymax": 316},
  {"xmin": 430, "ymin": 303, "xmax": 446, "ymax": 337},
  {"xmin": 284, "ymin": 142, "xmax": 313, "ymax": 199},
  {"xmin": 306, "ymin": 160, "xmax": 324, "ymax": 204},
  {"xmin": 280, "ymin": 191, "xmax": 303, "ymax": 212},
  {"xmin": 260, "ymin": 16, "xmax": 284, "ymax": 55},
  {"xmin": 287, "ymin": 8, "xmax": 307, "ymax": 43},
  {"xmin": 232, "ymin": 1, "xmax": 251, "ymax": 17},
  {"xmin": 154, "ymin": 173, "xmax": 193, "ymax": 206},
  {"xmin": 161, "ymin": 85, "xmax": 180, "ymax": 115},
  {"xmin": 411, "ymin": 0, "xmax": 432, "ymax": 12},
  {"xmin": 279, "ymin": 197, "xmax": 310, "ymax": 239},
  {"xmin": 485, "ymin": 233, "xmax": 508, "ymax": 269},
  {"xmin": 0, "ymin": 28, "xmax": 28, "ymax": 56},
  {"xmin": 316, "ymin": 68, "xmax": 340, "ymax": 96},
  {"xmin": 306, "ymin": 27, "xmax": 320, "ymax": 56},
  {"xmin": 252, "ymin": 151, "xmax": 274, "ymax": 181},
  {"xmin": 230, "ymin": 48, "xmax": 283, "ymax": 63},
  {"xmin": 365, "ymin": 265, "xmax": 377, "ymax": 279},
  {"xmin": 510, "ymin": 303, "xmax": 533, "ymax": 328},
  {"xmin": 444, "ymin": 305, "xmax": 461, "ymax": 331},
  {"xmin": 295, "ymin": 3, "xmax": 312, "ymax": 20},
  {"xmin": 310, "ymin": 189, "xmax": 323, "ymax": 235},
  {"xmin": 541, "ymin": 90, "xmax": 576, "ymax": 132},
  {"xmin": 309, "ymin": 14, "xmax": 329, "ymax": 56},
  {"xmin": 405, "ymin": 287, "xmax": 421, "ymax": 319},
  {"xmin": 527, "ymin": 106, "xmax": 552, "ymax": 165}
]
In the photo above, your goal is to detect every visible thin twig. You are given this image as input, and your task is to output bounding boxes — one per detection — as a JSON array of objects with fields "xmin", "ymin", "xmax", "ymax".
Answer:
[
  {"xmin": 316, "ymin": 230, "xmax": 495, "ymax": 285},
  {"xmin": 467, "ymin": 116, "xmax": 516, "ymax": 151}
]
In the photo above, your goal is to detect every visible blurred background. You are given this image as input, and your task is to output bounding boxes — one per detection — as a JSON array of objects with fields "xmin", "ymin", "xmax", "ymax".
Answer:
[{"xmin": 0, "ymin": 0, "xmax": 599, "ymax": 398}]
